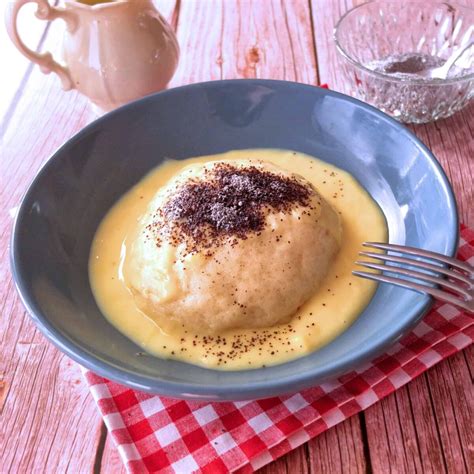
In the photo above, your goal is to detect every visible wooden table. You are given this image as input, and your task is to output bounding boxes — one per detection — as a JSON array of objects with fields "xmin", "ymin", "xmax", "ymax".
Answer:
[{"xmin": 1, "ymin": 1, "xmax": 472, "ymax": 472}]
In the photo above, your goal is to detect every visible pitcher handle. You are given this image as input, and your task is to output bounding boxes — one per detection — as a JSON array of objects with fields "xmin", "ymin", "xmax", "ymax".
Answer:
[{"xmin": 5, "ymin": 0, "xmax": 76, "ymax": 90}]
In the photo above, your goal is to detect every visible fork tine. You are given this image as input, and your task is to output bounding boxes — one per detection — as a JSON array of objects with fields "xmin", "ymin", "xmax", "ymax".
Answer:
[
  {"xmin": 355, "ymin": 261, "xmax": 472, "ymax": 298},
  {"xmin": 364, "ymin": 242, "xmax": 473, "ymax": 275},
  {"xmin": 359, "ymin": 251, "xmax": 472, "ymax": 286},
  {"xmin": 352, "ymin": 271, "xmax": 469, "ymax": 309}
]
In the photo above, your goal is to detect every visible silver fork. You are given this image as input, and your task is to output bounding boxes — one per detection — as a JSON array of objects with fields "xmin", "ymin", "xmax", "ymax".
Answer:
[{"xmin": 353, "ymin": 242, "xmax": 473, "ymax": 313}]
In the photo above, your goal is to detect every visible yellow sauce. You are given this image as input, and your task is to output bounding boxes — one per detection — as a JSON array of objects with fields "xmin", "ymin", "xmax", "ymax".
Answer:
[{"xmin": 89, "ymin": 149, "xmax": 387, "ymax": 370}]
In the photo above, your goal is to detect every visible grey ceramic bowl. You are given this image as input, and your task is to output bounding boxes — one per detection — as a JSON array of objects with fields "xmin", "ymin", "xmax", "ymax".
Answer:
[{"xmin": 11, "ymin": 80, "xmax": 458, "ymax": 401}]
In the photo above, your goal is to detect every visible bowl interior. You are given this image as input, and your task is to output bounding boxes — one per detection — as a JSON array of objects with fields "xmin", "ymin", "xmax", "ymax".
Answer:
[{"xmin": 12, "ymin": 80, "xmax": 458, "ymax": 400}]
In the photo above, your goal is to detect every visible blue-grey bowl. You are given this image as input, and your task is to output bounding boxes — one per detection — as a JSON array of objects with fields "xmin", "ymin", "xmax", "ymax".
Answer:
[{"xmin": 11, "ymin": 80, "xmax": 458, "ymax": 401}]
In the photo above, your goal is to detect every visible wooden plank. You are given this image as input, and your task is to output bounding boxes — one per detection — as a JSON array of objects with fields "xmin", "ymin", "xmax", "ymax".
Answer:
[
  {"xmin": 425, "ymin": 352, "xmax": 473, "ymax": 473},
  {"xmin": 311, "ymin": 2, "xmax": 473, "ymax": 474},
  {"xmin": 259, "ymin": 443, "xmax": 309, "ymax": 474},
  {"xmin": 464, "ymin": 345, "xmax": 474, "ymax": 381},
  {"xmin": 0, "ymin": 337, "xmax": 103, "ymax": 471},
  {"xmin": 171, "ymin": 0, "xmax": 318, "ymax": 85},
  {"xmin": 309, "ymin": 0, "xmax": 367, "ymax": 94},
  {"xmin": 1, "ymin": 3, "xmax": 104, "ymax": 473},
  {"xmin": 365, "ymin": 376, "xmax": 448, "ymax": 473},
  {"xmin": 363, "ymin": 359, "xmax": 473, "ymax": 474},
  {"xmin": 0, "ymin": 2, "xmax": 56, "ymax": 129},
  {"xmin": 100, "ymin": 433, "xmax": 127, "ymax": 474},
  {"xmin": 1, "ymin": 178, "xmax": 100, "ymax": 472},
  {"xmin": 410, "ymin": 106, "xmax": 474, "ymax": 226},
  {"xmin": 0, "ymin": 77, "xmax": 98, "ymax": 474},
  {"xmin": 307, "ymin": 415, "xmax": 367, "ymax": 473}
]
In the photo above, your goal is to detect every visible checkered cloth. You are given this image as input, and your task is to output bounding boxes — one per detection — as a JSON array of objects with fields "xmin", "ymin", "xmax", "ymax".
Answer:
[{"xmin": 84, "ymin": 225, "xmax": 473, "ymax": 473}]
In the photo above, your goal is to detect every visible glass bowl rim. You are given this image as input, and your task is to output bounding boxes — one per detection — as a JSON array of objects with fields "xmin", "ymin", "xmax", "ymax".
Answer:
[{"xmin": 333, "ymin": 0, "xmax": 474, "ymax": 86}]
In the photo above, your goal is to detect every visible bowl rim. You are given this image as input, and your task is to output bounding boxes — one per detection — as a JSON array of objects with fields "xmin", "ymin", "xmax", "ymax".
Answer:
[
  {"xmin": 333, "ymin": 0, "xmax": 474, "ymax": 86},
  {"xmin": 10, "ymin": 79, "xmax": 460, "ymax": 400}
]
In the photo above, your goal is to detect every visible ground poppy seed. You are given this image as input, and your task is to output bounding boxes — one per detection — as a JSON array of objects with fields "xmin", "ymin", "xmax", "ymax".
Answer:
[{"xmin": 149, "ymin": 163, "xmax": 314, "ymax": 255}]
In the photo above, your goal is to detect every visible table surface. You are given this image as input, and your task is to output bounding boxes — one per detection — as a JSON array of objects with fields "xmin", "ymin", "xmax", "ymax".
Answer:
[{"xmin": 1, "ymin": 1, "xmax": 473, "ymax": 472}]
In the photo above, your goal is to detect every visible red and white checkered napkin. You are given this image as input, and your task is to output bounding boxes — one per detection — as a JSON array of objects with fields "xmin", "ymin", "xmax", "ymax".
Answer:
[{"xmin": 84, "ymin": 225, "xmax": 473, "ymax": 474}]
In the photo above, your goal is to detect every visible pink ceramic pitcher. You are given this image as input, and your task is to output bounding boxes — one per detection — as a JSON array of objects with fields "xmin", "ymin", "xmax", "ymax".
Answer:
[{"xmin": 5, "ymin": 0, "xmax": 180, "ymax": 111}]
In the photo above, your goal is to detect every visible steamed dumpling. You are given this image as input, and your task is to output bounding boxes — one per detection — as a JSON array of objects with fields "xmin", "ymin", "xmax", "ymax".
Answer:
[{"xmin": 125, "ymin": 160, "xmax": 342, "ymax": 333}]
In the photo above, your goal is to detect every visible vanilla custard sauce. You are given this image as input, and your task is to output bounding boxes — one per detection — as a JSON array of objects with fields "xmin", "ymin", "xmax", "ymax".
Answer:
[{"xmin": 89, "ymin": 149, "xmax": 387, "ymax": 370}]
